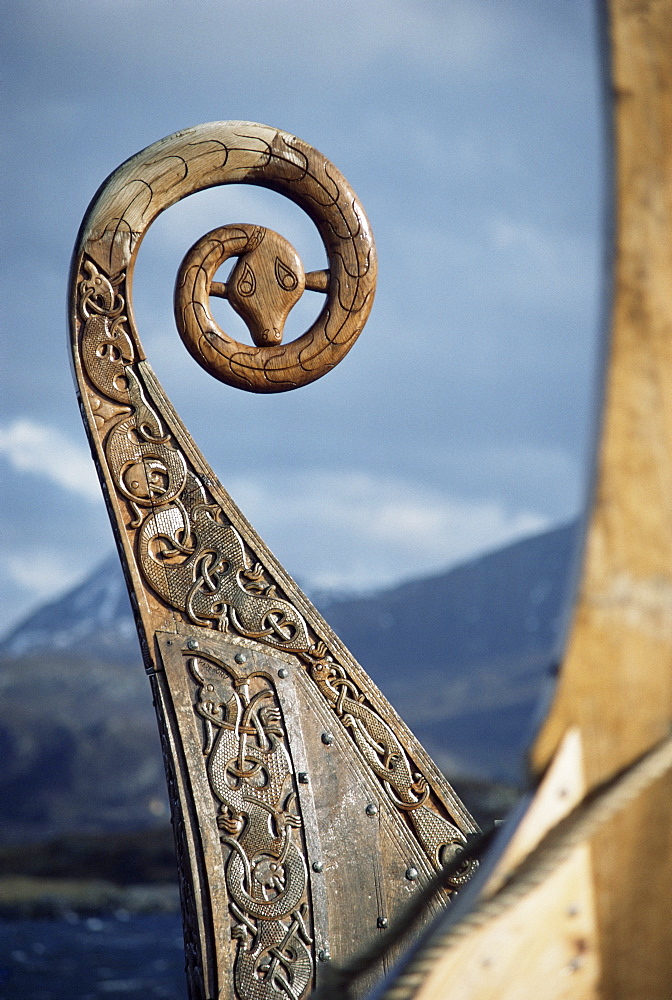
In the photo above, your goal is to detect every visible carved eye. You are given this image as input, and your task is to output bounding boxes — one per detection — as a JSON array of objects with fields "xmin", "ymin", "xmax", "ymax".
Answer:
[
  {"xmin": 275, "ymin": 256, "xmax": 298, "ymax": 291},
  {"xmin": 96, "ymin": 343, "xmax": 121, "ymax": 361},
  {"xmin": 236, "ymin": 262, "xmax": 255, "ymax": 297}
]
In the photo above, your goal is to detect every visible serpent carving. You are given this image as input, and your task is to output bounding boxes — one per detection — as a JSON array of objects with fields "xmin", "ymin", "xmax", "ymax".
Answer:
[
  {"xmin": 191, "ymin": 653, "xmax": 312, "ymax": 1000},
  {"xmin": 70, "ymin": 122, "xmax": 478, "ymax": 1000},
  {"xmin": 75, "ymin": 121, "xmax": 375, "ymax": 393}
]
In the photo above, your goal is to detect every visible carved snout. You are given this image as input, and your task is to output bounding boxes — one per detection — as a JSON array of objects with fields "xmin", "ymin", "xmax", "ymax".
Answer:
[{"xmin": 225, "ymin": 231, "xmax": 306, "ymax": 346}]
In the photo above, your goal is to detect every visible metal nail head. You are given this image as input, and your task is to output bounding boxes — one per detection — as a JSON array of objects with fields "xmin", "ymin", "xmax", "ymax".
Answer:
[
  {"xmin": 298, "ymin": 772, "xmax": 309, "ymax": 784},
  {"xmin": 312, "ymin": 861, "xmax": 324, "ymax": 873},
  {"xmin": 278, "ymin": 668, "xmax": 289, "ymax": 679},
  {"xmin": 321, "ymin": 732, "xmax": 335, "ymax": 745},
  {"xmin": 366, "ymin": 803, "xmax": 378, "ymax": 817},
  {"xmin": 405, "ymin": 867, "xmax": 418, "ymax": 881},
  {"xmin": 187, "ymin": 639, "xmax": 199, "ymax": 650},
  {"xmin": 318, "ymin": 950, "xmax": 330, "ymax": 963},
  {"xmin": 234, "ymin": 653, "xmax": 247, "ymax": 664},
  {"xmin": 377, "ymin": 917, "xmax": 388, "ymax": 929}
]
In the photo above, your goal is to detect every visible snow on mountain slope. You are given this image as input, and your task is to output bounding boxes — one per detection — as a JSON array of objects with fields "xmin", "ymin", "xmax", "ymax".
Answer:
[{"xmin": 1, "ymin": 554, "xmax": 137, "ymax": 660}]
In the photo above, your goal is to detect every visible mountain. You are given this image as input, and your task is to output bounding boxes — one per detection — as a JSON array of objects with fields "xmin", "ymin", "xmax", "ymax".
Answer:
[
  {"xmin": 0, "ymin": 521, "xmax": 580, "ymax": 842},
  {"xmin": 322, "ymin": 520, "xmax": 581, "ymax": 781},
  {"xmin": 1, "ymin": 553, "xmax": 140, "ymax": 662}
]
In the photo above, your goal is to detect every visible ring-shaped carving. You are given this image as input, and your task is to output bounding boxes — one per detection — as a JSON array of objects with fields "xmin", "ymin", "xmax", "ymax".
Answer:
[
  {"xmin": 71, "ymin": 121, "xmax": 377, "ymax": 393},
  {"xmin": 175, "ymin": 223, "xmax": 306, "ymax": 358}
]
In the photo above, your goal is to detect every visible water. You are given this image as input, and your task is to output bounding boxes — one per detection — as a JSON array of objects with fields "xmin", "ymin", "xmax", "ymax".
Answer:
[{"xmin": 0, "ymin": 913, "xmax": 186, "ymax": 999}]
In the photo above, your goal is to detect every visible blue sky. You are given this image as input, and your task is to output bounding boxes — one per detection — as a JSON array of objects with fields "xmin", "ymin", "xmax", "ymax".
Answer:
[{"xmin": 1, "ymin": 0, "xmax": 605, "ymax": 634}]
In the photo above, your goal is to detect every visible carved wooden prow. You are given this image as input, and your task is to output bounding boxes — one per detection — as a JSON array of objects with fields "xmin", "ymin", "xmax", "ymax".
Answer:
[{"xmin": 69, "ymin": 123, "xmax": 478, "ymax": 1000}]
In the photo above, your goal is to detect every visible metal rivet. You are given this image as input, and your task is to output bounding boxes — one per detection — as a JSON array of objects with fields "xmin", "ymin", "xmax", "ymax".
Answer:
[
  {"xmin": 312, "ymin": 861, "xmax": 324, "ymax": 873},
  {"xmin": 187, "ymin": 639, "xmax": 199, "ymax": 650},
  {"xmin": 234, "ymin": 653, "xmax": 247, "ymax": 664},
  {"xmin": 318, "ymin": 950, "xmax": 330, "ymax": 963},
  {"xmin": 377, "ymin": 917, "xmax": 388, "ymax": 929},
  {"xmin": 366, "ymin": 803, "xmax": 378, "ymax": 817},
  {"xmin": 298, "ymin": 772, "xmax": 309, "ymax": 784},
  {"xmin": 278, "ymin": 668, "xmax": 289, "ymax": 679},
  {"xmin": 405, "ymin": 867, "xmax": 418, "ymax": 881},
  {"xmin": 321, "ymin": 732, "xmax": 335, "ymax": 745}
]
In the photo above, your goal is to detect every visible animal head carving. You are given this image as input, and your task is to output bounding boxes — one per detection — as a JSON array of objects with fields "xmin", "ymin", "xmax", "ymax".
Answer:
[
  {"xmin": 190, "ymin": 655, "xmax": 237, "ymax": 725},
  {"xmin": 225, "ymin": 229, "xmax": 306, "ymax": 346}
]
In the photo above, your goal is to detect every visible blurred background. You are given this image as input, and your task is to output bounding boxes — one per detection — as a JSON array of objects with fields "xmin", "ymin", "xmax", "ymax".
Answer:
[{"xmin": 0, "ymin": 1, "xmax": 605, "ymax": 996}]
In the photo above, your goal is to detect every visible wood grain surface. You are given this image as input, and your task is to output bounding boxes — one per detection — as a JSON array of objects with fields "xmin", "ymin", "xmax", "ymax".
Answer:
[{"xmin": 531, "ymin": 4, "xmax": 672, "ymax": 994}]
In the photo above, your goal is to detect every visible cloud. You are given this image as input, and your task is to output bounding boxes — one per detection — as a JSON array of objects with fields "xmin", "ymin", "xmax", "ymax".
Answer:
[
  {"xmin": 388, "ymin": 212, "xmax": 598, "ymax": 327},
  {"xmin": 3, "ymin": 549, "xmax": 87, "ymax": 602},
  {"xmin": 226, "ymin": 469, "xmax": 549, "ymax": 592},
  {"xmin": 0, "ymin": 421, "xmax": 100, "ymax": 502},
  {"xmin": 10, "ymin": 0, "xmax": 506, "ymax": 87},
  {"xmin": 487, "ymin": 214, "xmax": 599, "ymax": 309},
  {"xmin": 0, "ymin": 537, "xmax": 109, "ymax": 635}
]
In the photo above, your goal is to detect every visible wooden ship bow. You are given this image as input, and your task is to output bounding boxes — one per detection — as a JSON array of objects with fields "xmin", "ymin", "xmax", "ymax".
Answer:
[
  {"xmin": 70, "ymin": 5, "xmax": 672, "ymax": 990},
  {"xmin": 69, "ymin": 122, "xmax": 479, "ymax": 1000}
]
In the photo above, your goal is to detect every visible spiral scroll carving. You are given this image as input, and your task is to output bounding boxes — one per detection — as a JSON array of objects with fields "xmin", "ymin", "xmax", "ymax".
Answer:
[{"xmin": 75, "ymin": 121, "xmax": 376, "ymax": 393}]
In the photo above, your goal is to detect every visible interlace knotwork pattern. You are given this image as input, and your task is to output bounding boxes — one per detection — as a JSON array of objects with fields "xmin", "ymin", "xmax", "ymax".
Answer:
[{"xmin": 190, "ymin": 650, "xmax": 313, "ymax": 1000}]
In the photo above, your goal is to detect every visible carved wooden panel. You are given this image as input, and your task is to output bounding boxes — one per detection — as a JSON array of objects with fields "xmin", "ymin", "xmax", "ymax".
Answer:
[{"xmin": 69, "ymin": 122, "xmax": 478, "ymax": 1000}]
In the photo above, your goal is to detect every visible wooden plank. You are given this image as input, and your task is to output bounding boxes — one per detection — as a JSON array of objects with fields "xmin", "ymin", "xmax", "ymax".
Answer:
[
  {"xmin": 530, "ymin": 4, "xmax": 672, "ymax": 995},
  {"xmin": 375, "ymin": 4, "xmax": 672, "ymax": 998},
  {"xmin": 389, "ymin": 731, "xmax": 599, "ymax": 1000},
  {"xmin": 532, "ymin": 0, "xmax": 672, "ymax": 786},
  {"xmin": 411, "ymin": 849, "xmax": 599, "ymax": 1000}
]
